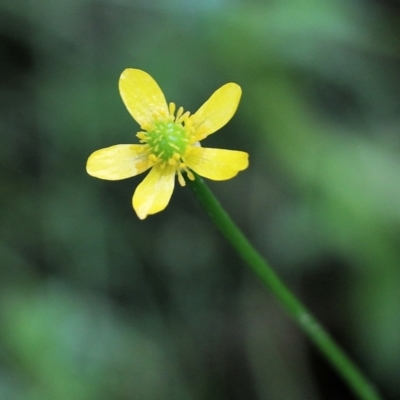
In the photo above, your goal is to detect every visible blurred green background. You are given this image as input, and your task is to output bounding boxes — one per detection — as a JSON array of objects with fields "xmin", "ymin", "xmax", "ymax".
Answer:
[{"xmin": 1, "ymin": 0, "xmax": 400, "ymax": 399}]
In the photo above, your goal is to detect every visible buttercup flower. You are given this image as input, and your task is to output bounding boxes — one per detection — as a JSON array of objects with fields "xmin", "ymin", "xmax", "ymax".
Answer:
[{"xmin": 86, "ymin": 69, "xmax": 249, "ymax": 219}]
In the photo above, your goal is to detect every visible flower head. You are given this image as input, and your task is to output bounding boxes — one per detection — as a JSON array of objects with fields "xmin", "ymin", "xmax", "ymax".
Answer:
[{"xmin": 86, "ymin": 69, "xmax": 249, "ymax": 219}]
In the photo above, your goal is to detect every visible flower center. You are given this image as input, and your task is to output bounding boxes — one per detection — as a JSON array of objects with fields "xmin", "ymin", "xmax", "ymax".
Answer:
[{"xmin": 146, "ymin": 121, "xmax": 189, "ymax": 162}]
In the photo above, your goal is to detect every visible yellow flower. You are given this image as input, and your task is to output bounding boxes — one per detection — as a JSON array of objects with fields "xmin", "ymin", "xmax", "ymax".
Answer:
[{"xmin": 86, "ymin": 69, "xmax": 249, "ymax": 219}]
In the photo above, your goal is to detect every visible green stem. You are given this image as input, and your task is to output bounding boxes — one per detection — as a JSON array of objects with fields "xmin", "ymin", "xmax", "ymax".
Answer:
[{"xmin": 187, "ymin": 175, "xmax": 382, "ymax": 400}]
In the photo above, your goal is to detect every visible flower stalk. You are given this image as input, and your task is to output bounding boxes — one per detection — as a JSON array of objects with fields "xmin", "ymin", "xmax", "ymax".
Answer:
[{"xmin": 187, "ymin": 174, "xmax": 382, "ymax": 400}]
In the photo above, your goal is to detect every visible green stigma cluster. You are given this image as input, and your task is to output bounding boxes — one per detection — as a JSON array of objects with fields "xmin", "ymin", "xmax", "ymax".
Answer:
[{"xmin": 146, "ymin": 121, "xmax": 189, "ymax": 162}]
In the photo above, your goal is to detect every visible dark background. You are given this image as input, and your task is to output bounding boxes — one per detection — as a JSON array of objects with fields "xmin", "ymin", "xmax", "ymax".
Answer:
[{"xmin": 1, "ymin": 0, "xmax": 400, "ymax": 399}]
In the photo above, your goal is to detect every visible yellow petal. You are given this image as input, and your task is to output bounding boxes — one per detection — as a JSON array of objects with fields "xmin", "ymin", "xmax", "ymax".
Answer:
[
  {"xmin": 184, "ymin": 147, "xmax": 248, "ymax": 180},
  {"xmin": 86, "ymin": 144, "xmax": 151, "ymax": 180},
  {"xmin": 133, "ymin": 164, "xmax": 176, "ymax": 219},
  {"xmin": 190, "ymin": 83, "xmax": 241, "ymax": 141},
  {"xmin": 119, "ymin": 69, "xmax": 169, "ymax": 128}
]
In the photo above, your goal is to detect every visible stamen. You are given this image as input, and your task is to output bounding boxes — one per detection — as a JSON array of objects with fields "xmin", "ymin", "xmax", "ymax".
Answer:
[
  {"xmin": 149, "ymin": 154, "xmax": 158, "ymax": 163},
  {"xmin": 179, "ymin": 163, "xmax": 195, "ymax": 181},
  {"xmin": 152, "ymin": 111, "xmax": 161, "ymax": 121},
  {"xmin": 169, "ymin": 102, "xmax": 176, "ymax": 117},
  {"xmin": 141, "ymin": 122, "xmax": 152, "ymax": 131},
  {"xmin": 175, "ymin": 106, "xmax": 184, "ymax": 122},
  {"xmin": 183, "ymin": 115, "xmax": 192, "ymax": 128},
  {"xmin": 177, "ymin": 170, "xmax": 186, "ymax": 186},
  {"xmin": 177, "ymin": 111, "xmax": 190, "ymax": 124},
  {"xmin": 186, "ymin": 170, "xmax": 195, "ymax": 181},
  {"xmin": 140, "ymin": 144, "xmax": 151, "ymax": 154},
  {"xmin": 136, "ymin": 132, "xmax": 147, "ymax": 140}
]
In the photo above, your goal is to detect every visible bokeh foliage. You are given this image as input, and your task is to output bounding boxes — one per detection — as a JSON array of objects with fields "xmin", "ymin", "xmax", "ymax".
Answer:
[{"xmin": 1, "ymin": 0, "xmax": 400, "ymax": 399}]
